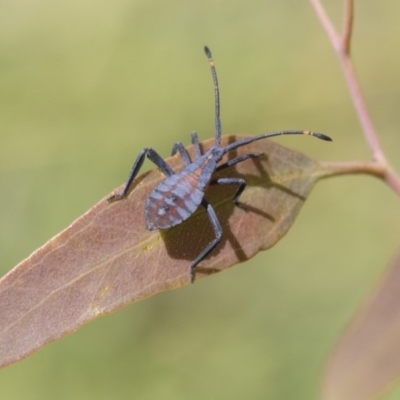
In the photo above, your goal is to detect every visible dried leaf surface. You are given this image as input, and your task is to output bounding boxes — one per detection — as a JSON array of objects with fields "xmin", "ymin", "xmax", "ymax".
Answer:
[
  {"xmin": 0, "ymin": 136, "xmax": 326, "ymax": 368},
  {"xmin": 323, "ymin": 249, "xmax": 400, "ymax": 400}
]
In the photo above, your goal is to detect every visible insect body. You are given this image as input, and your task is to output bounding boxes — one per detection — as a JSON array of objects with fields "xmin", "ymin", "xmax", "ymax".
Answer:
[
  {"xmin": 108, "ymin": 46, "xmax": 332, "ymax": 283},
  {"xmin": 145, "ymin": 147, "xmax": 220, "ymax": 230}
]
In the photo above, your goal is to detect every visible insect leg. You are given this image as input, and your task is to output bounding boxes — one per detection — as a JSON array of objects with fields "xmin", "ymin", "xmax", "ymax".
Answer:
[
  {"xmin": 171, "ymin": 142, "xmax": 191, "ymax": 166},
  {"xmin": 215, "ymin": 153, "xmax": 263, "ymax": 172},
  {"xmin": 212, "ymin": 154, "xmax": 263, "ymax": 208},
  {"xmin": 191, "ymin": 131, "xmax": 202, "ymax": 158},
  {"xmin": 108, "ymin": 147, "xmax": 173, "ymax": 201},
  {"xmin": 190, "ymin": 199, "xmax": 222, "ymax": 283},
  {"xmin": 210, "ymin": 177, "xmax": 247, "ymax": 208},
  {"xmin": 147, "ymin": 148, "xmax": 174, "ymax": 175}
]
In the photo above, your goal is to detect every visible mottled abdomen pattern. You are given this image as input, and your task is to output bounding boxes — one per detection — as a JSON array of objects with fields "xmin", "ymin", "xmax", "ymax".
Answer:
[
  {"xmin": 144, "ymin": 172, "xmax": 205, "ymax": 230},
  {"xmin": 144, "ymin": 151, "xmax": 217, "ymax": 230}
]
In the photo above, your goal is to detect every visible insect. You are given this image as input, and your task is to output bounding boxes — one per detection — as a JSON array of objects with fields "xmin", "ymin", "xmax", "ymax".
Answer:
[{"xmin": 108, "ymin": 46, "xmax": 332, "ymax": 283}]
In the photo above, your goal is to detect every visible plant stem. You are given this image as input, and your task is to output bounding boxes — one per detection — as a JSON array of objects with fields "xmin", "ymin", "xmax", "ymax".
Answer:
[
  {"xmin": 318, "ymin": 161, "xmax": 400, "ymax": 197},
  {"xmin": 341, "ymin": 0, "xmax": 353, "ymax": 54},
  {"xmin": 318, "ymin": 160, "xmax": 384, "ymax": 179},
  {"xmin": 309, "ymin": 0, "xmax": 400, "ymax": 196}
]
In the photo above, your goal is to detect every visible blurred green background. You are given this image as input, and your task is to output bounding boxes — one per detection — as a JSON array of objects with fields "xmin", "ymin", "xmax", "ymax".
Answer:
[{"xmin": 1, "ymin": 1, "xmax": 400, "ymax": 399}]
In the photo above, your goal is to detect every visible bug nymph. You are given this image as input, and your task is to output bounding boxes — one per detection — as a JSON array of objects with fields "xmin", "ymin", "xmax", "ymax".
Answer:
[{"xmin": 108, "ymin": 46, "xmax": 332, "ymax": 283}]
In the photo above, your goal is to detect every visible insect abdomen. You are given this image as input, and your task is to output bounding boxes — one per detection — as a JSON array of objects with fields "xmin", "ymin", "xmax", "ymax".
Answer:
[
  {"xmin": 144, "ymin": 174, "xmax": 203, "ymax": 230},
  {"xmin": 144, "ymin": 153, "xmax": 218, "ymax": 230}
]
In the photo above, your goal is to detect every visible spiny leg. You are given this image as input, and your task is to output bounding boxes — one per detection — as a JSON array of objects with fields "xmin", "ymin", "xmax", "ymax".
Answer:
[
  {"xmin": 190, "ymin": 199, "xmax": 223, "ymax": 283},
  {"xmin": 171, "ymin": 142, "xmax": 191, "ymax": 166},
  {"xmin": 108, "ymin": 147, "xmax": 174, "ymax": 201},
  {"xmin": 191, "ymin": 131, "xmax": 202, "ymax": 158},
  {"xmin": 210, "ymin": 177, "xmax": 247, "ymax": 209},
  {"xmin": 215, "ymin": 153, "xmax": 263, "ymax": 172}
]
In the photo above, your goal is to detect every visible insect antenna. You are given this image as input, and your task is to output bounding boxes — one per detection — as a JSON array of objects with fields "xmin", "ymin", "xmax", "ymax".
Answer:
[
  {"xmin": 222, "ymin": 130, "xmax": 332, "ymax": 154},
  {"xmin": 204, "ymin": 46, "xmax": 222, "ymax": 147}
]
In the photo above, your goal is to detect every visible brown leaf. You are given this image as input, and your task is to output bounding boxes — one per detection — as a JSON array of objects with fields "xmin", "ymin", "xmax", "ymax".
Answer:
[
  {"xmin": 0, "ymin": 135, "xmax": 326, "ymax": 368},
  {"xmin": 323, "ymin": 248, "xmax": 400, "ymax": 400}
]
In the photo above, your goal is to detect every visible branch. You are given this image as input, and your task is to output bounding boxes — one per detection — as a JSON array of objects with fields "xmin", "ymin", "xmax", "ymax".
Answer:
[
  {"xmin": 341, "ymin": 0, "xmax": 353, "ymax": 54},
  {"xmin": 317, "ymin": 160, "xmax": 400, "ymax": 197},
  {"xmin": 309, "ymin": 0, "xmax": 400, "ymax": 196},
  {"xmin": 309, "ymin": 0, "xmax": 384, "ymax": 164}
]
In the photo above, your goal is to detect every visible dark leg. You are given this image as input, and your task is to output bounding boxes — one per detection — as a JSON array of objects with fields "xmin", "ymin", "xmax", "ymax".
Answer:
[
  {"xmin": 191, "ymin": 131, "xmax": 202, "ymax": 158},
  {"xmin": 210, "ymin": 177, "xmax": 247, "ymax": 208},
  {"xmin": 190, "ymin": 199, "xmax": 222, "ymax": 283},
  {"xmin": 108, "ymin": 147, "xmax": 173, "ymax": 201},
  {"xmin": 216, "ymin": 153, "xmax": 263, "ymax": 172},
  {"xmin": 171, "ymin": 142, "xmax": 191, "ymax": 166}
]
